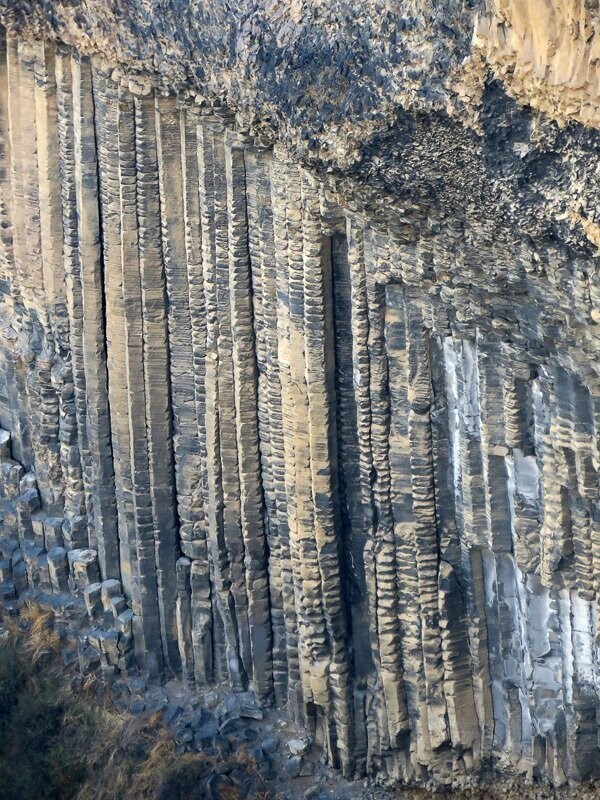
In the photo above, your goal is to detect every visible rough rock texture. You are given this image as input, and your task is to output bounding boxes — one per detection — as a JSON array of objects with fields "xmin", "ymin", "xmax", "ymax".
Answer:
[{"xmin": 0, "ymin": 1, "xmax": 599, "ymax": 792}]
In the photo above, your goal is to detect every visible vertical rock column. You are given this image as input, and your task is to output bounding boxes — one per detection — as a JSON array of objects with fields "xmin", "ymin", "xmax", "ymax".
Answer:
[
  {"xmin": 196, "ymin": 114, "xmax": 230, "ymax": 686},
  {"xmin": 53, "ymin": 48, "xmax": 90, "ymax": 550},
  {"xmin": 385, "ymin": 281, "xmax": 430, "ymax": 777},
  {"xmin": 331, "ymin": 214, "xmax": 371, "ymax": 778},
  {"xmin": 270, "ymin": 148, "xmax": 302, "ymax": 715},
  {"xmin": 73, "ymin": 55, "xmax": 119, "ymax": 580},
  {"xmin": 33, "ymin": 42, "xmax": 67, "ymax": 518},
  {"xmin": 92, "ymin": 62, "xmax": 136, "ymax": 592},
  {"xmin": 273, "ymin": 149, "xmax": 322, "ymax": 725},
  {"xmin": 272, "ymin": 150, "xmax": 353, "ymax": 773},
  {"xmin": 5, "ymin": 37, "xmax": 36, "ymax": 471},
  {"xmin": 245, "ymin": 144, "xmax": 288, "ymax": 706},
  {"xmin": 54, "ymin": 49, "xmax": 94, "ymax": 547},
  {"xmin": 0, "ymin": 31, "xmax": 16, "ymax": 437},
  {"xmin": 346, "ymin": 216, "xmax": 384, "ymax": 774},
  {"xmin": 134, "ymin": 87, "xmax": 180, "ymax": 675},
  {"xmin": 117, "ymin": 83, "xmax": 164, "ymax": 679},
  {"xmin": 0, "ymin": 30, "xmax": 12, "ymax": 309},
  {"xmin": 211, "ymin": 118, "xmax": 251, "ymax": 690},
  {"xmin": 156, "ymin": 97, "xmax": 212, "ymax": 684},
  {"xmin": 452, "ymin": 337, "xmax": 495, "ymax": 757},
  {"xmin": 363, "ymin": 228, "xmax": 410, "ymax": 773},
  {"xmin": 225, "ymin": 130, "xmax": 273, "ymax": 704},
  {"xmin": 301, "ymin": 171, "xmax": 351, "ymax": 772},
  {"xmin": 14, "ymin": 42, "xmax": 64, "ymax": 529},
  {"xmin": 181, "ymin": 106, "xmax": 214, "ymax": 687}
]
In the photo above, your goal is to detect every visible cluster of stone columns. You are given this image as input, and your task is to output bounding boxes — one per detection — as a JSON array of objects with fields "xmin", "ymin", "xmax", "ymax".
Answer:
[{"xmin": 1, "ymin": 28, "xmax": 600, "ymax": 787}]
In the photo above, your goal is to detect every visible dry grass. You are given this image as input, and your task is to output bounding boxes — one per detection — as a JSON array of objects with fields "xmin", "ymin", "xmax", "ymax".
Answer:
[
  {"xmin": 20, "ymin": 602, "xmax": 62, "ymax": 661},
  {"xmin": 0, "ymin": 603, "xmax": 273, "ymax": 800},
  {"xmin": 2, "ymin": 601, "xmax": 62, "ymax": 662}
]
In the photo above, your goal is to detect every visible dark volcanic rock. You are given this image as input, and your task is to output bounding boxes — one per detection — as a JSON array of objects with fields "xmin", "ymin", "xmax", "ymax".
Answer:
[{"xmin": 0, "ymin": 1, "xmax": 598, "ymax": 794}]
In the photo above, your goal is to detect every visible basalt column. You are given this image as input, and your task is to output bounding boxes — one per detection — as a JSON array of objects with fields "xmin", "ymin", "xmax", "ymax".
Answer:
[{"xmin": 0, "ymin": 25, "xmax": 599, "ymax": 791}]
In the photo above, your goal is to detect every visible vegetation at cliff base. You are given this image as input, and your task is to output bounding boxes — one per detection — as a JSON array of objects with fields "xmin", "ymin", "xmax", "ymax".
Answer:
[{"xmin": 0, "ymin": 604, "xmax": 268, "ymax": 800}]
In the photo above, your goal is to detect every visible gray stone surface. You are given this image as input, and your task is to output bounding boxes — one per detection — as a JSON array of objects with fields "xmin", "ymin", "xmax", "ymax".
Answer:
[{"xmin": 0, "ymin": 6, "xmax": 598, "ymax": 793}]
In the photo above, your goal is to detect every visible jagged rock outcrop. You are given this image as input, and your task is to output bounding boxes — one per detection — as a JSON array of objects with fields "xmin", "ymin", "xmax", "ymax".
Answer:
[{"xmin": 0, "ymin": 1, "xmax": 599, "ymax": 792}]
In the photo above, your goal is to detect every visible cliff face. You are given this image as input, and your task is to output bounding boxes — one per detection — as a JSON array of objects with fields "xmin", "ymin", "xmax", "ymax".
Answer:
[{"xmin": 0, "ymin": 1, "xmax": 598, "ymax": 791}]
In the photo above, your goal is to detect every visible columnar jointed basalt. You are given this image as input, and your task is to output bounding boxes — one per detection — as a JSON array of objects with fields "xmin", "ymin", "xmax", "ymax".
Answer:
[{"xmin": 0, "ymin": 5, "xmax": 599, "ymax": 792}]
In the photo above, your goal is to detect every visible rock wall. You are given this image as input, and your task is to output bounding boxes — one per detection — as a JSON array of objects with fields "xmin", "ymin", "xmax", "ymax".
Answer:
[
  {"xmin": 475, "ymin": 0, "xmax": 600, "ymax": 128},
  {"xmin": 0, "ymin": 8, "xmax": 599, "ymax": 791}
]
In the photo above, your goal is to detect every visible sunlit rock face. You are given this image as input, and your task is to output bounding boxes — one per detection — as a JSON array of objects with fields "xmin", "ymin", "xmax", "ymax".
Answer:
[
  {"xmin": 0, "ymin": 1, "xmax": 599, "ymax": 790},
  {"xmin": 476, "ymin": 0, "xmax": 600, "ymax": 129}
]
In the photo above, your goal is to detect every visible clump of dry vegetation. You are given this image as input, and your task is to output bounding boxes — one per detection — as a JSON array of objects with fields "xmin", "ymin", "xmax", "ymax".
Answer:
[{"xmin": 0, "ymin": 603, "xmax": 272, "ymax": 800}]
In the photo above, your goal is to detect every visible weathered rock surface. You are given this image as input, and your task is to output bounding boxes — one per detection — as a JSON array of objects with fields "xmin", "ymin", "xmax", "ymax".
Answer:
[{"xmin": 0, "ymin": 1, "xmax": 598, "ymax": 792}]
